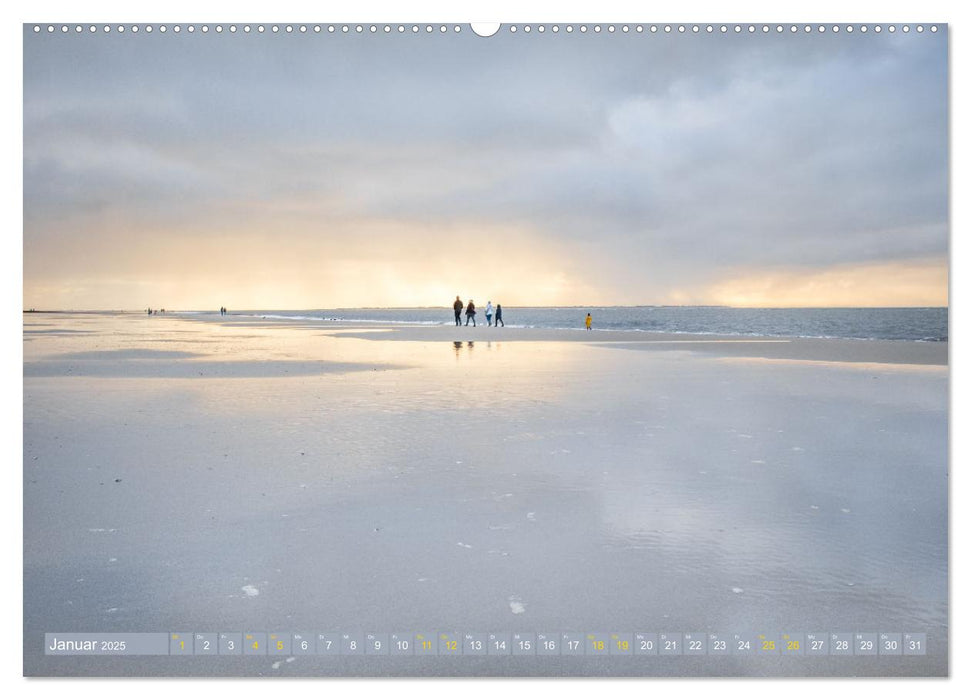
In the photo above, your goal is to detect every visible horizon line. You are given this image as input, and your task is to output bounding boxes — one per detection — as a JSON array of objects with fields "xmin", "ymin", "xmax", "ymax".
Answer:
[{"xmin": 23, "ymin": 305, "xmax": 950, "ymax": 313}]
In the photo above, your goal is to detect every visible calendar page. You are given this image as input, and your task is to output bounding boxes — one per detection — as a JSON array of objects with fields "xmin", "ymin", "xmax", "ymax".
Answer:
[{"xmin": 22, "ymin": 18, "xmax": 949, "ymax": 678}]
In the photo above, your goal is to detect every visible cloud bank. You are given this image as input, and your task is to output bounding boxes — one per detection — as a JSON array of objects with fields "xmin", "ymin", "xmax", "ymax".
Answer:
[{"xmin": 23, "ymin": 27, "xmax": 948, "ymax": 309}]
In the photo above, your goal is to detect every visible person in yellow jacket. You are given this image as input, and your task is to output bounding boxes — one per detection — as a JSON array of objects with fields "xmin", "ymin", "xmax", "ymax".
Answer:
[{"xmin": 585, "ymin": 313, "xmax": 592, "ymax": 330}]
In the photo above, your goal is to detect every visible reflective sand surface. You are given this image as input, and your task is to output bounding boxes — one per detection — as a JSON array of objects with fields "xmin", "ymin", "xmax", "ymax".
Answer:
[{"xmin": 24, "ymin": 313, "xmax": 947, "ymax": 676}]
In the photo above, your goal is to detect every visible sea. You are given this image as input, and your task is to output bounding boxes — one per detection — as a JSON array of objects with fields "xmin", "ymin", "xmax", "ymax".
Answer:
[{"xmin": 209, "ymin": 306, "xmax": 948, "ymax": 342}]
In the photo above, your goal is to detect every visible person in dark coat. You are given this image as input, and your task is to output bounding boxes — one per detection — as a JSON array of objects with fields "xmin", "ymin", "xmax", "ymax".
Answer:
[
  {"xmin": 465, "ymin": 299, "xmax": 477, "ymax": 327},
  {"xmin": 453, "ymin": 296, "xmax": 463, "ymax": 326}
]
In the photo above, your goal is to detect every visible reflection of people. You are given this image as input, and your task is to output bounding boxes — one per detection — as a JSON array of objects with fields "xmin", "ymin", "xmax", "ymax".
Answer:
[
  {"xmin": 465, "ymin": 299, "xmax": 477, "ymax": 326},
  {"xmin": 585, "ymin": 313, "xmax": 592, "ymax": 330},
  {"xmin": 485, "ymin": 301, "xmax": 494, "ymax": 326},
  {"xmin": 453, "ymin": 296, "xmax": 463, "ymax": 326},
  {"xmin": 495, "ymin": 304, "xmax": 504, "ymax": 327}
]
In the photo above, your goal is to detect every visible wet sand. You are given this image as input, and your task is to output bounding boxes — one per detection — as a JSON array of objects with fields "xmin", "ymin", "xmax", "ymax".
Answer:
[{"xmin": 23, "ymin": 313, "xmax": 948, "ymax": 676}]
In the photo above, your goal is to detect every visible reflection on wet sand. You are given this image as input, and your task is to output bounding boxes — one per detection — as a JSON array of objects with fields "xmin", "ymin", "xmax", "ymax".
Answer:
[{"xmin": 22, "ymin": 312, "xmax": 948, "ymax": 676}]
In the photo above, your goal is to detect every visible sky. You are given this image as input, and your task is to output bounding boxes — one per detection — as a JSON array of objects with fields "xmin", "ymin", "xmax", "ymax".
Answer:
[{"xmin": 22, "ymin": 23, "xmax": 948, "ymax": 309}]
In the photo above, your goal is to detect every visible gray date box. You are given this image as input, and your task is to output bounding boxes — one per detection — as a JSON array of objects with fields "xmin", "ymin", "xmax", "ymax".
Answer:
[
  {"xmin": 316, "ymin": 633, "xmax": 340, "ymax": 655},
  {"xmin": 609, "ymin": 633, "xmax": 633, "ymax": 655},
  {"xmin": 513, "ymin": 633, "xmax": 537, "ymax": 655},
  {"xmin": 830, "ymin": 633, "xmax": 853, "ymax": 656},
  {"xmin": 586, "ymin": 632, "xmax": 609, "ymax": 655},
  {"xmin": 903, "ymin": 633, "xmax": 926, "ymax": 656},
  {"xmin": 707, "ymin": 633, "xmax": 730, "ymax": 655},
  {"xmin": 733, "ymin": 633, "xmax": 757, "ymax": 655},
  {"xmin": 855, "ymin": 633, "xmax": 878, "ymax": 656},
  {"xmin": 780, "ymin": 633, "xmax": 805, "ymax": 655},
  {"xmin": 218, "ymin": 633, "xmax": 242, "ymax": 655},
  {"xmin": 659, "ymin": 633, "xmax": 682, "ymax": 655},
  {"xmin": 268, "ymin": 632, "xmax": 290, "ymax": 655},
  {"xmin": 439, "ymin": 633, "xmax": 461, "ymax": 655},
  {"xmin": 463, "ymin": 633, "xmax": 487, "ymax": 655},
  {"xmin": 806, "ymin": 633, "xmax": 828, "ymax": 655},
  {"xmin": 879, "ymin": 633, "xmax": 902, "ymax": 656},
  {"xmin": 414, "ymin": 632, "xmax": 437, "ymax": 655},
  {"xmin": 341, "ymin": 633, "xmax": 364, "ymax": 655},
  {"xmin": 537, "ymin": 633, "xmax": 559, "ymax": 655},
  {"xmin": 243, "ymin": 632, "xmax": 266, "ymax": 655},
  {"xmin": 561, "ymin": 633, "xmax": 584, "ymax": 655},
  {"xmin": 635, "ymin": 633, "xmax": 658, "ymax": 655},
  {"xmin": 291, "ymin": 633, "xmax": 315, "ymax": 655},
  {"xmin": 169, "ymin": 633, "xmax": 193, "ymax": 656},
  {"xmin": 488, "ymin": 633, "xmax": 511, "ymax": 655},
  {"xmin": 390, "ymin": 633, "xmax": 414, "ymax": 655},
  {"xmin": 193, "ymin": 633, "xmax": 217, "ymax": 656},
  {"xmin": 684, "ymin": 633, "xmax": 706, "ymax": 655}
]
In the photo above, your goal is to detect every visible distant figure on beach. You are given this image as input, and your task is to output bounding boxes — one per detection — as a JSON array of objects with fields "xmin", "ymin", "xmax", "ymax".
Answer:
[
  {"xmin": 485, "ymin": 301, "xmax": 494, "ymax": 326},
  {"xmin": 453, "ymin": 296, "xmax": 464, "ymax": 326},
  {"xmin": 585, "ymin": 313, "xmax": 592, "ymax": 330},
  {"xmin": 147, "ymin": 308, "xmax": 152, "ymax": 316},
  {"xmin": 465, "ymin": 299, "xmax": 477, "ymax": 326},
  {"xmin": 495, "ymin": 304, "xmax": 504, "ymax": 327}
]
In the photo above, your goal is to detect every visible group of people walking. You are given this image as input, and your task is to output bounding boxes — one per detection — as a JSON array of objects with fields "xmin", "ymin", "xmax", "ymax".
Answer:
[{"xmin": 453, "ymin": 296, "xmax": 504, "ymax": 327}]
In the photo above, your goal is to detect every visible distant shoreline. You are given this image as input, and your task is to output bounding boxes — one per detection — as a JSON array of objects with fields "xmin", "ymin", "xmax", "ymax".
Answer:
[
  {"xmin": 24, "ymin": 308, "xmax": 949, "ymax": 346},
  {"xmin": 24, "ymin": 305, "xmax": 949, "ymax": 312}
]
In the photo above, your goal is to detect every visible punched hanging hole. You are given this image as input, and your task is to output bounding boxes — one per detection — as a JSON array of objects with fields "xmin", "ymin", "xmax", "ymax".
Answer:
[{"xmin": 469, "ymin": 22, "xmax": 502, "ymax": 37}]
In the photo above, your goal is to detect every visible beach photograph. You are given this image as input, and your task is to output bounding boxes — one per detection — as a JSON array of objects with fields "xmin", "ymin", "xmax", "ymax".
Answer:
[{"xmin": 21, "ymin": 19, "xmax": 948, "ymax": 678}]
